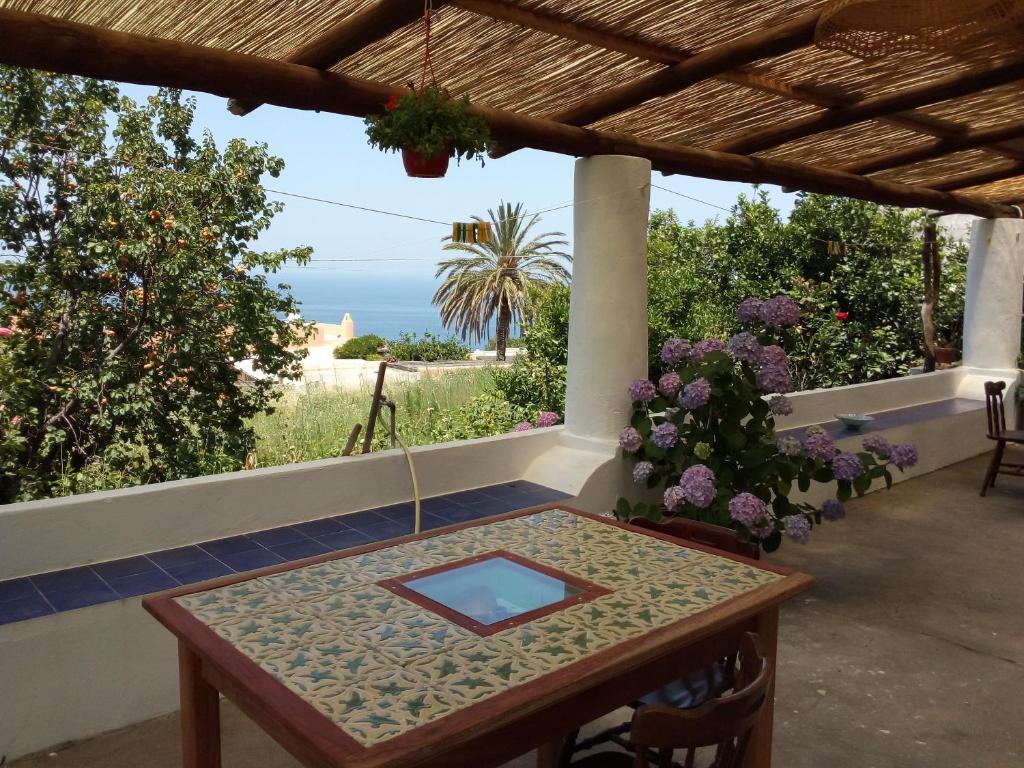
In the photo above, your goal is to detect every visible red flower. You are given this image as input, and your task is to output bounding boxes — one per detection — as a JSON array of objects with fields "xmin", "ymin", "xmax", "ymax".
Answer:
[
  {"xmin": 386, "ymin": 93, "xmax": 401, "ymax": 111},
  {"xmin": 835, "ymin": 311, "xmax": 849, "ymax": 320}
]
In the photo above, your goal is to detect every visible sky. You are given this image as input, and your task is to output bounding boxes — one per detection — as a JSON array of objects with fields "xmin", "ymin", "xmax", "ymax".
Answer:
[{"xmin": 119, "ymin": 84, "xmax": 798, "ymax": 280}]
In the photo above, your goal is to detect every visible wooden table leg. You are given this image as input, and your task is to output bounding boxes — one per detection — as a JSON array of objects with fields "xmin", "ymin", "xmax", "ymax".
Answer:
[
  {"xmin": 179, "ymin": 641, "xmax": 222, "ymax": 768},
  {"xmin": 536, "ymin": 737, "xmax": 563, "ymax": 768},
  {"xmin": 743, "ymin": 607, "xmax": 779, "ymax": 768}
]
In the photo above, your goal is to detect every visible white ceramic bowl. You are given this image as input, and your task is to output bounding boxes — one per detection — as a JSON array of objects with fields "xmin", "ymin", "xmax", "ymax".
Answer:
[{"xmin": 835, "ymin": 413, "xmax": 875, "ymax": 430}]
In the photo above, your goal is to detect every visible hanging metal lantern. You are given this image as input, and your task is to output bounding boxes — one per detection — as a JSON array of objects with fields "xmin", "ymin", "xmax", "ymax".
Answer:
[{"xmin": 815, "ymin": 0, "xmax": 1024, "ymax": 59}]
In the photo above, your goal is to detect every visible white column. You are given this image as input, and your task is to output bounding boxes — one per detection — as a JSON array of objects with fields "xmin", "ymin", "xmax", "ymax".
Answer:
[
  {"xmin": 565, "ymin": 155, "xmax": 651, "ymax": 441},
  {"xmin": 962, "ymin": 217, "xmax": 1024, "ymax": 370}
]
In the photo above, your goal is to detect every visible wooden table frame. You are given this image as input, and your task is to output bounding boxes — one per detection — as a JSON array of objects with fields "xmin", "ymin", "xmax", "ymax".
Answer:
[{"xmin": 144, "ymin": 505, "xmax": 812, "ymax": 768}]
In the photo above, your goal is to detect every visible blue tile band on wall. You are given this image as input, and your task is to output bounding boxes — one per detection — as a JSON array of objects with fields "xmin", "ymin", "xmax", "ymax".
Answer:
[{"xmin": 0, "ymin": 481, "xmax": 570, "ymax": 627}]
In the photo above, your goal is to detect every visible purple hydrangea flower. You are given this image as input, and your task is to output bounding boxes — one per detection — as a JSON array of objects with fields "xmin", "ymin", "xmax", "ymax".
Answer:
[
  {"xmin": 821, "ymin": 499, "xmax": 846, "ymax": 522},
  {"xmin": 536, "ymin": 411, "xmax": 560, "ymax": 428},
  {"xmin": 752, "ymin": 519, "xmax": 776, "ymax": 539},
  {"xmin": 651, "ymin": 422, "xmax": 679, "ymax": 449},
  {"xmin": 729, "ymin": 492, "xmax": 767, "ymax": 527},
  {"xmin": 728, "ymin": 332, "xmax": 763, "ymax": 363},
  {"xmin": 690, "ymin": 338, "xmax": 726, "ymax": 362},
  {"xmin": 756, "ymin": 365, "xmax": 792, "ymax": 394},
  {"xmin": 862, "ymin": 434, "xmax": 891, "ymax": 458},
  {"xmin": 736, "ymin": 297, "xmax": 764, "ymax": 324},
  {"xmin": 660, "ymin": 338, "xmax": 692, "ymax": 365},
  {"xmin": 777, "ymin": 436, "xmax": 803, "ymax": 457},
  {"xmin": 680, "ymin": 464, "xmax": 716, "ymax": 509},
  {"xmin": 658, "ymin": 372, "xmax": 682, "ymax": 399},
  {"xmin": 832, "ymin": 452, "xmax": 865, "ymax": 481},
  {"xmin": 632, "ymin": 461, "xmax": 655, "ymax": 485},
  {"xmin": 759, "ymin": 295, "xmax": 801, "ymax": 328},
  {"xmin": 619, "ymin": 426, "xmax": 643, "ymax": 453},
  {"xmin": 768, "ymin": 394, "xmax": 793, "ymax": 416},
  {"xmin": 759, "ymin": 345, "xmax": 790, "ymax": 368},
  {"xmin": 784, "ymin": 514, "xmax": 811, "ymax": 544},
  {"xmin": 680, "ymin": 377, "xmax": 711, "ymax": 409},
  {"xmin": 890, "ymin": 443, "xmax": 918, "ymax": 470},
  {"xmin": 628, "ymin": 379, "xmax": 657, "ymax": 404},
  {"xmin": 804, "ymin": 432, "xmax": 837, "ymax": 462},
  {"xmin": 512, "ymin": 421, "xmax": 533, "ymax": 432},
  {"xmin": 663, "ymin": 485, "xmax": 687, "ymax": 513}
]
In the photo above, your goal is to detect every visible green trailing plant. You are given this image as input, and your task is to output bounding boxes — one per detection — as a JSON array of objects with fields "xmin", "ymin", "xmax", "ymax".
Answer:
[{"xmin": 364, "ymin": 86, "xmax": 490, "ymax": 163}]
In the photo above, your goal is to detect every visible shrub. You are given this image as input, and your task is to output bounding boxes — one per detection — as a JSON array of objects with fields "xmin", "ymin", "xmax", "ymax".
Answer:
[
  {"xmin": 388, "ymin": 331, "xmax": 469, "ymax": 362},
  {"xmin": 617, "ymin": 296, "xmax": 918, "ymax": 551},
  {"xmin": 486, "ymin": 335, "xmax": 522, "ymax": 351},
  {"xmin": 490, "ymin": 358, "xmax": 566, "ymax": 415},
  {"xmin": 334, "ymin": 334, "xmax": 385, "ymax": 360},
  {"xmin": 427, "ymin": 394, "xmax": 528, "ymax": 443}
]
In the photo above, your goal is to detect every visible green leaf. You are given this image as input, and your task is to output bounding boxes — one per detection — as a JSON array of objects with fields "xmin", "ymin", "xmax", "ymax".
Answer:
[{"xmin": 762, "ymin": 530, "xmax": 782, "ymax": 553}]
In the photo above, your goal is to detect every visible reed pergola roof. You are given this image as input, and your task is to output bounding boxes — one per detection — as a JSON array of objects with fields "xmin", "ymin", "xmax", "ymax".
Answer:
[{"xmin": 1, "ymin": 0, "xmax": 1023, "ymax": 218}]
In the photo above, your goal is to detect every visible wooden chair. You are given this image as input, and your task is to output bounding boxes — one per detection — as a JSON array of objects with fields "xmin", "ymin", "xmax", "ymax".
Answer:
[
  {"xmin": 570, "ymin": 632, "xmax": 773, "ymax": 768},
  {"xmin": 558, "ymin": 519, "xmax": 759, "ymax": 767},
  {"xmin": 981, "ymin": 381, "xmax": 1024, "ymax": 496}
]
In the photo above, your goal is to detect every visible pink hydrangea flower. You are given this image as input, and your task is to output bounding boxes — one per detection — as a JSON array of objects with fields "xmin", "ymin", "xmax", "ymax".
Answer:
[
  {"xmin": 512, "ymin": 421, "xmax": 533, "ymax": 432},
  {"xmin": 536, "ymin": 411, "xmax": 560, "ymax": 428},
  {"xmin": 0, "ymin": 327, "xmax": 12, "ymax": 337}
]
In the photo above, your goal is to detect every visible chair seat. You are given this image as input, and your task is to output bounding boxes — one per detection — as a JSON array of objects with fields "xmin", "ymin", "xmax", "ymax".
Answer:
[
  {"xmin": 636, "ymin": 662, "xmax": 729, "ymax": 709},
  {"xmin": 990, "ymin": 430, "xmax": 1024, "ymax": 443},
  {"xmin": 571, "ymin": 752, "xmax": 635, "ymax": 768}
]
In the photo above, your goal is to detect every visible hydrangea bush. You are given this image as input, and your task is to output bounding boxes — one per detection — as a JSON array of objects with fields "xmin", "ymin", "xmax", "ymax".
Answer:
[{"xmin": 616, "ymin": 295, "xmax": 918, "ymax": 551}]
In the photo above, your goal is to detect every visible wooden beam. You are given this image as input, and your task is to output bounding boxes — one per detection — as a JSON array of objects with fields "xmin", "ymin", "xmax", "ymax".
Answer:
[
  {"xmin": 843, "ymin": 122, "xmax": 1024, "ymax": 175},
  {"xmin": 455, "ymin": 0, "xmax": 1024, "ymax": 163},
  {"xmin": 228, "ymin": 0, "xmax": 436, "ymax": 116},
  {"xmin": 926, "ymin": 161, "xmax": 1024, "ymax": 192},
  {"xmin": 717, "ymin": 58, "xmax": 1024, "ymax": 155},
  {"xmin": 536, "ymin": 12, "xmax": 819, "ymax": 129},
  {"xmin": 0, "ymin": 9, "xmax": 1019, "ymax": 220}
]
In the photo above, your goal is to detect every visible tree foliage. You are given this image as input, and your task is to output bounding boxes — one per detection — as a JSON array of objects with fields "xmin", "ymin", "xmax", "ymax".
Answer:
[
  {"xmin": 522, "ymin": 190, "xmax": 967, "ymax": 390},
  {"xmin": 0, "ymin": 69, "xmax": 311, "ymax": 502},
  {"xmin": 434, "ymin": 201, "xmax": 570, "ymax": 361}
]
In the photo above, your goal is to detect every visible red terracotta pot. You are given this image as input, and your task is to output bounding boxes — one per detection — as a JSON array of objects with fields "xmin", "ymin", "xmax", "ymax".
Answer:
[
  {"xmin": 933, "ymin": 346, "xmax": 957, "ymax": 365},
  {"xmin": 401, "ymin": 147, "xmax": 450, "ymax": 178}
]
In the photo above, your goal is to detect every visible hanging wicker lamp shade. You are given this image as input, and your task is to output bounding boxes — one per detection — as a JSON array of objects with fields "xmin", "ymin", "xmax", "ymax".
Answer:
[{"xmin": 815, "ymin": 0, "xmax": 1024, "ymax": 59}]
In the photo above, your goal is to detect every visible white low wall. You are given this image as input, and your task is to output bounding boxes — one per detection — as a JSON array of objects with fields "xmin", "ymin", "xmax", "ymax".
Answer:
[{"xmin": 0, "ymin": 367, "xmax": 1015, "ymax": 761}]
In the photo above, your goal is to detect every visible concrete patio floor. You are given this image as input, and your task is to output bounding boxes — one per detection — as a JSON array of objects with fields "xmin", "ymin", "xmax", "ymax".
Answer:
[{"xmin": 10, "ymin": 453, "xmax": 1023, "ymax": 768}]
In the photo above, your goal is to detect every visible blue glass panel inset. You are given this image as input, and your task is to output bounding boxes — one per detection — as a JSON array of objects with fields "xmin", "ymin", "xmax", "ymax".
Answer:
[{"xmin": 405, "ymin": 556, "xmax": 581, "ymax": 625}]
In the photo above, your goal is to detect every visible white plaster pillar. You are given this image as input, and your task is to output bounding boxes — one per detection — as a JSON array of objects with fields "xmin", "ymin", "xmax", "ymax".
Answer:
[
  {"xmin": 962, "ymin": 217, "xmax": 1024, "ymax": 370},
  {"xmin": 565, "ymin": 155, "xmax": 651, "ymax": 441}
]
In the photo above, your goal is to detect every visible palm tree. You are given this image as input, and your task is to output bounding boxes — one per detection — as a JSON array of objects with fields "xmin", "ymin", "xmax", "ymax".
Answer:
[{"xmin": 433, "ymin": 201, "xmax": 571, "ymax": 361}]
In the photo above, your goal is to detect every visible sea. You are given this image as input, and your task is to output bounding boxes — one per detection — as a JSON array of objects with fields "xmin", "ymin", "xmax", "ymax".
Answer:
[{"xmin": 273, "ymin": 268, "xmax": 451, "ymax": 340}]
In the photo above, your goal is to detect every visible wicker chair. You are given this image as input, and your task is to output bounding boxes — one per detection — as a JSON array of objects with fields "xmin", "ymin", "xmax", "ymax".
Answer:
[
  {"xmin": 570, "ymin": 632, "xmax": 773, "ymax": 768},
  {"xmin": 981, "ymin": 381, "xmax": 1024, "ymax": 496},
  {"xmin": 558, "ymin": 519, "xmax": 759, "ymax": 767}
]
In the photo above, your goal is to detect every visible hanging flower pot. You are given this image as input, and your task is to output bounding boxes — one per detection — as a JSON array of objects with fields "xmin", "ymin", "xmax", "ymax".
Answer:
[
  {"xmin": 363, "ymin": 7, "xmax": 488, "ymax": 177},
  {"xmin": 401, "ymin": 145, "xmax": 451, "ymax": 178},
  {"xmin": 365, "ymin": 87, "xmax": 489, "ymax": 178}
]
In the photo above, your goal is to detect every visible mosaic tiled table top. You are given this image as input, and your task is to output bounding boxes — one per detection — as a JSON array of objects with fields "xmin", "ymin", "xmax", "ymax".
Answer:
[{"xmin": 174, "ymin": 508, "xmax": 782, "ymax": 749}]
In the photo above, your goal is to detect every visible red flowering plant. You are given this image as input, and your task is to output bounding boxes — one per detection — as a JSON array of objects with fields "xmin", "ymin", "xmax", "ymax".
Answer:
[
  {"xmin": 615, "ymin": 296, "xmax": 918, "ymax": 551},
  {"xmin": 364, "ymin": 85, "xmax": 490, "ymax": 164}
]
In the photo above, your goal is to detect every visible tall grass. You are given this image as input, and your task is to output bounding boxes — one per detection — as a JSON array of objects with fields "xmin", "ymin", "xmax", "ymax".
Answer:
[{"xmin": 248, "ymin": 369, "xmax": 493, "ymax": 467}]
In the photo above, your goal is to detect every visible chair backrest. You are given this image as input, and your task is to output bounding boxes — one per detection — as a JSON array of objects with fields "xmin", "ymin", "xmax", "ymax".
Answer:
[
  {"xmin": 984, "ymin": 381, "xmax": 1008, "ymax": 437},
  {"xmin": 629, "ymin": 516, "xmax": 760, "ymax": 561},
  {"xmin": 628, "ymin": 632, "xmax": 773, "ymax": 768}
]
